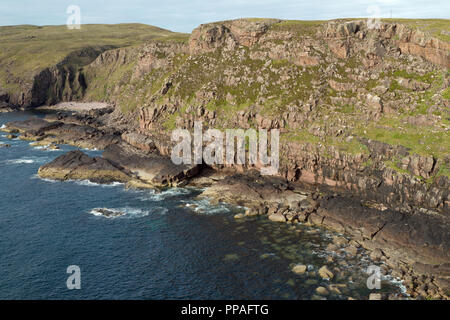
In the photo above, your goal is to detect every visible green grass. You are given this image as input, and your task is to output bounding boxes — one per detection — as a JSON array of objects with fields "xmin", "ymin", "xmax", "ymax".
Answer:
[
  {"xmin": 356, "ymin": 117, "xmax": 449, "ymax": 159},
  {"xmin": 391, "ymin": 70, "xmax": 437, "ymax": 84},
  {"xmin": 0, "ymin": 24, "xmax": 188, "ymax": 92},
  {"xmin": 434, "ymin": 163, "xmax": 450, "ymax": 179},
  {"xmin": 282, "ymin": 130, "xmax": 321, "ymax": 145},
  {"xmin": 386, "ymin": 158, "xmax": 450, "ymax": 182},
  {"xmin": 269, "ymin": 20, "xmax": 324, "ymax": 36},
  {"xmin": 336, "ymin": 104, "xmax": 355, "ymax": 114},
  {"xmin": 443, "ymin": 87, "xmax": 450, "ymax": 100},
  {"xmin": 381, "ymin": 18, "xmax": 450, "ymax": 42}
]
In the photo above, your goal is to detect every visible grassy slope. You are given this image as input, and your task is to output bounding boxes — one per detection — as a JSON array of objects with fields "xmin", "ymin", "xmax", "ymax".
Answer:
[
  {"xmin": 381, "ymin": 18, "xmax": 450, "ymax": 42},
  {"xmin": 0, "ymin": 23, "xmax": 188, "ymax": 91}
]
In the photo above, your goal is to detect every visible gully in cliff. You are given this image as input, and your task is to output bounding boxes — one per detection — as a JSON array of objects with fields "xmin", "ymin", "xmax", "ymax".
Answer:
[{"xmin": 171, "ymin": 121, "xmax": 280, "ymax": 176}]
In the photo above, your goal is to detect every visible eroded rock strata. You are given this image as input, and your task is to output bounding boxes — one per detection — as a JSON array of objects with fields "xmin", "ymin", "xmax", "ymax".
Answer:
[{"xmin": 1, "ymin": 18, "xmax": 449, "ymax": 299}]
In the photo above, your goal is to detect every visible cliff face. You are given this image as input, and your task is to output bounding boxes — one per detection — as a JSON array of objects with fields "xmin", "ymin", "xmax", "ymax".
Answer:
[
  {"xmin": 2, "ymin": 19, "xmax": 449, "ymax": 214},
  {"xmin": 0, "ymin": 23, "xmax": 186, "ymax": 109},
  {"xmin": 38, "ymin": 18, "xmax": 448, "ymax": 215},
  {"xmin": 2, "ymin": 19, "xmax": 449, "ymax": 297}
]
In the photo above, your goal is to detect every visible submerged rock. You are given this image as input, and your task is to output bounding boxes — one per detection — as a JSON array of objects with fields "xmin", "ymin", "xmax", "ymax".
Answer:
[
  {"xmin": 91, "ymin": 208, "xmax": 126, "ymax": 218},
  {"xmin": 319, "ymin": 266, "xmax": 334, "ymax": 279},
  {"xmin": 368, "ymin": 293, "xmax": 383, "ymax": 300},
  {"xmin": 315, "ymin": 286, "xmax": 329, "ymax": 296},
  {"xmin": 292, "ymin": 264, "xmax": 307, "ymax": 275}
]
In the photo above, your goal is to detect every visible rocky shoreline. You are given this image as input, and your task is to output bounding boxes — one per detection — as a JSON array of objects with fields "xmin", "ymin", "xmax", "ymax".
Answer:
[{"xmin": 1, "ymin": 109, "xmax": 449, "ymax": 299}]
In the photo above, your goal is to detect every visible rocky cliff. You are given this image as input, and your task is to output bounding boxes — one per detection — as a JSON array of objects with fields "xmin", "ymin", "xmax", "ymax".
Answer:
[
  {"xmin": 77, "ymin": 19, "xmax": 450, "ymax": 214},
  {"xmin": 0, "ymin": 23, "xmax": 186, "ymax": 110},
  {"xmin": 1, "ymin": 19, "xmax": 448, "ymax": 214},
  {"xmin": 2, "ymin": 18, "xmax": 450, "ymax": 298}
]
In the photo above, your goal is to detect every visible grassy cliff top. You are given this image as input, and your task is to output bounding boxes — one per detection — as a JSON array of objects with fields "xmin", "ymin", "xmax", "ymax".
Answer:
[
  {"xmin": 381, "ymin": 18, "xmax": 450, "ymax": 42},
  {"xmin": 0, "ymin": 23, "xmax": 189, "ymax": 83},
  {"xmin": 1, "ymin": 19, "xmax": 447, "ymax": 84}
]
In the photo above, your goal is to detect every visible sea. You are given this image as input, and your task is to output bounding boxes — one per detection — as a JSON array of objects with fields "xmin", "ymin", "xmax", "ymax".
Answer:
[{"xmin": 0, "ymin": 111, "xmax": 405, "ymax": 299}]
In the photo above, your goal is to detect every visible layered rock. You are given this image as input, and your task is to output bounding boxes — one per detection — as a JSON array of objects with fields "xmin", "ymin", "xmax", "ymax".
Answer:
[
  {"xmin": 38, "ymin": 150, "xmax": 131, "ymax": 183},
  {"xmin": 194, "ymin": 170, "xmax": 450, "ymax": 298},
  {"xmin": 103, "ymin": 143, "xmax": 199, "ymax": 187}
]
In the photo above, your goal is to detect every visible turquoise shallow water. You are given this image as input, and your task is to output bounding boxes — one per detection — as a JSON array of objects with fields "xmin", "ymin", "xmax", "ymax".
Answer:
[{"xmin": 0, "ymin": 112, "xmax": 404, "ymax": 299}]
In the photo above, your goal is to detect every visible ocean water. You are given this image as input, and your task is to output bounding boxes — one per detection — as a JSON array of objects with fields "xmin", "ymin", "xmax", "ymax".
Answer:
[{"xmin": 0, "ymin": 112, "xmax": 404, "ymax": 300}]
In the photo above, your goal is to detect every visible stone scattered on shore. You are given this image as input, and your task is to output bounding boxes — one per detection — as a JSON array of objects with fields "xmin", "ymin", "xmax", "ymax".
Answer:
[
  {"xmin": 3, "ymin": 110, "xmax": 448, "ymax": 299},
  {"xmin": 193, "ymin": 168, "xmax": 449, "ymax": 298},
  {"xmin": 268, "ymin": 212, "xmax": 287, "ymax": 222},
  {"xmin": 315, "ymin": 286, "xmax": 329, "ymax": 296},
  {"xmin": 4, "ymin": 118, "xmax": 61, "ymax": 133},
  {"xmin": 318, "ymin": 266, "xmax": 334, "ymax": 279},
  {"xmin": 369, "ymin": 293, "xmax": 383, "ymax": 300},
  {"xmin": 292, "ymin": 264, "xmax": 307, "ymax": 275}
]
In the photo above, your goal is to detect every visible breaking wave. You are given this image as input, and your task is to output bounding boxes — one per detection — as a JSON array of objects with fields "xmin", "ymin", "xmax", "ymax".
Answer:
[
  {"xmin": 136, "ymin": 187, "xmax": 196, "ymax": 202},
  {"xmin": 89, "ymin": 206, "xmax": 167, "ymax": 219},
  {"xmin": 181, "ymin": 198, "xmax": 233, "ymax": 215},
  {"xmin": 2, "ymin": 157, "xmax": 48, "ymax": 165},
  {"xmin": 73, "ymin": 180, "xmax": 125, "ymax": 188}
]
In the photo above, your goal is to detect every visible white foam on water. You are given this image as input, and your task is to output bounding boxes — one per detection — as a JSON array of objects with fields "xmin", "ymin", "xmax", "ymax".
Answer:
[
  {"xmin": 71, "ymin": 179, "xmax": 125, "ymax": 188},
  {"xmin": 3, "ymin": 158, "xmax": 35, "ymax": 164},
  {"xmin": 0, "ymin": 125, "xmax": 6, "ymax": 129},
  {"xmin": 3, "ymin": 155, "xmax": 50, "ymax": 165},
  {"xmin": 138, "ymin": 187, "xmax": 194, "ymax": 202},
  {"xmin": 30, "ymin": 145, "xmax": 46, "ymax": 150},
  {"xmin": 89, "ymin": 206, "xmax": 167, "ymax": 219},
  {"xmin": 30, "ymin": 174, "xmax": 59, "ymax": 183},
  {"xmin": 182, "ymin": 198, "xmax": 232, "ymax": 215},
  {"xmin": 27, "ymin": 142, "xmax": 63, "ymax": 152},
  {"xmin": 380, "ymin": 272, "xmax": 408, "ymax": 295}
]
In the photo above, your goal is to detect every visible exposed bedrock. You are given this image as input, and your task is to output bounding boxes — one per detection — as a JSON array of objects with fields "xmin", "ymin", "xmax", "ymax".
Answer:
[
  {"xmin": 38, "ymin": 150, "xmax": 131, "ymax": 183},
  {"xmin": 103, "ymin": 143, "xmax": 199, "ymax": 187},
  {"xmin": 189, "ymin": 19, "xmax": 449, "ymax": 67},
  {"xmin": 5, "ymin": 116, "xmax": 200, "ymax": 188},
  {"xmin": 196, "ymin": 170, "xmax": 450, "ymax": 298}
]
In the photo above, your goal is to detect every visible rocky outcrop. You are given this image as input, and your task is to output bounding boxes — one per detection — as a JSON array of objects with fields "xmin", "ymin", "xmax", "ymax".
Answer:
[
  {"xmin": 37, "ymin": 144, "xmax": 200, "ymax": 188},
  {"xmin": 189, "ymin": 18, "xmax": 280, "ymax": 54},
  {"xmin": 323, "ymin": 20, "xmax": 450, "ymax": 68},
  {"xmin": 279, "ymin": 141, "xmax": 449, "ymax": 214},
  {"xmin": 121, "ymin": 132, "xmax": 156, "ymax": 153},
  {"xmin": 0, "ymin": 90, "xmax": 16, "ymax": 112},
  {"xmin": 2, "ymin": 18, "xmax": 449, "ymax": 299},
  {"xmin": 3, "ymin": 117, "xmax": 63, "ymax": 133},
  {"xmin": 395, "ymin": 24, "xmax": 450, "ymax": 68},
  {"xmin": 194, "ymin": 170, "xmax": 450, "ymax": 298},
  {"xmin": 103, "ymin": 143, "xmax": 199, "ymax": 187},
  {"xmin": 8, "ymin": 47, "xmax": 111, "ymax": 108},
  {"xmin": 38, "ymin": 150, "xmax": 131, "ymax": 183}
]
